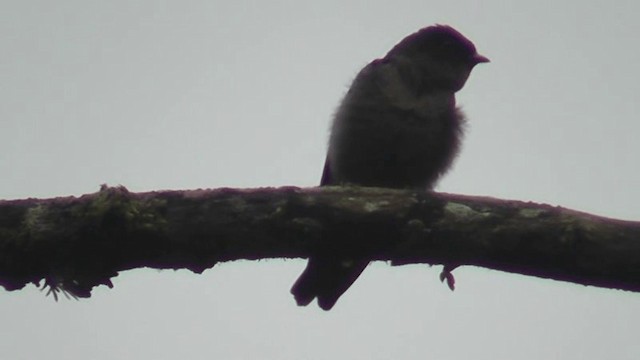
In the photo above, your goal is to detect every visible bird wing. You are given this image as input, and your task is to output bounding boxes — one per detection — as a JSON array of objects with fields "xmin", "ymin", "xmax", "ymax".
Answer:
[{"xmin": 320, "ymin": 154, "xmax": 333, "ymax": 186}]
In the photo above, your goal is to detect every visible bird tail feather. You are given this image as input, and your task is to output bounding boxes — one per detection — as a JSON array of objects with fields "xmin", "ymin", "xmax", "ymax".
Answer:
[{"xmin": 291, "ymin": 257, "xmax": 369, "ymax": 310}]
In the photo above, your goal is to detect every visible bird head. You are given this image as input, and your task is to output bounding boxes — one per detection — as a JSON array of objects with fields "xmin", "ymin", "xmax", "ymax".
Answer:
[{"xmin": 387, "ymin": 25, "xmax": 489, "ymax": 92}]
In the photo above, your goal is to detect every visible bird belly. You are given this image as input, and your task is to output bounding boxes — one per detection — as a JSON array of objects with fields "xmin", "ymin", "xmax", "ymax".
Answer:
[{"xmin": 329, "ymin": 108, "xmax": 462, "ymax": 189}]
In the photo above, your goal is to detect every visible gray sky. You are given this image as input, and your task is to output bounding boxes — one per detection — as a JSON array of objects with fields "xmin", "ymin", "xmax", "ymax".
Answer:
[{"xmin": 2, "ymin": 1, "xmax": 640, "ymax": 359}]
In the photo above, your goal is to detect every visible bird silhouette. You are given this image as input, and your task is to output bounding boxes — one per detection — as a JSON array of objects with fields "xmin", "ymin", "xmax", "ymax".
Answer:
[{"xmin": 291, "ymin": 25, "xmax": 488, "ymax": 310}]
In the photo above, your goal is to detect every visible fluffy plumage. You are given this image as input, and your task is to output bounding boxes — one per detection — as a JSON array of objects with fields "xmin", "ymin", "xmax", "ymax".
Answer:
[{"xmin": 291, "ymin": 25, "xmax": 488, "ymax": 310}]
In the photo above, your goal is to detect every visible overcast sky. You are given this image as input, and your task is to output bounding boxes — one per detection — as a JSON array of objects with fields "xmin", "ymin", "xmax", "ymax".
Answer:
[{"xmin": 2, "ymin": 1, "xmax": 640, "ymax": 359}]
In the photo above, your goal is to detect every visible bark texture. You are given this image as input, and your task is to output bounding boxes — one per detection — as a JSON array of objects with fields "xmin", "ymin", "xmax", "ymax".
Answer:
[{"xmin": 1, "ymin": 185, "xmax": 639, "ymax": 299}]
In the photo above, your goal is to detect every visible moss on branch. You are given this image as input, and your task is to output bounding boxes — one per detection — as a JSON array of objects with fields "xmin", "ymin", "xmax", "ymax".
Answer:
[{"xmin": 1, "ymin": 185, "xmax": 639, "ymax": 299}]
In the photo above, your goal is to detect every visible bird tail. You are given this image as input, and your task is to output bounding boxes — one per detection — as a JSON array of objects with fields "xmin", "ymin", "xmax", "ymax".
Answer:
[{"xmin": 291, "ymin": 257, "xmax": 369, "ymax": 311}]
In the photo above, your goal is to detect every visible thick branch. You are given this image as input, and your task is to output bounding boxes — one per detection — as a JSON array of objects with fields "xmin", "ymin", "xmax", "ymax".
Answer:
[{"xmin": 1, "ymin": 185, "xmax": 639, "ymax": 298}]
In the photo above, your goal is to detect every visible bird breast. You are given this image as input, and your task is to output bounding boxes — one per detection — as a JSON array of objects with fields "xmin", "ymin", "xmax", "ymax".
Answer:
[{"xmin": 378, "ymin": 65, "xmax": 456, "ymax": 118}]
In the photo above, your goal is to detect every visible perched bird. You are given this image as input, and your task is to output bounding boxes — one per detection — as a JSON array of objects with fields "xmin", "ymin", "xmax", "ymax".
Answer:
[{"xmin": 291, "ymin": 25, "xmax": 488, "ymax": 310}]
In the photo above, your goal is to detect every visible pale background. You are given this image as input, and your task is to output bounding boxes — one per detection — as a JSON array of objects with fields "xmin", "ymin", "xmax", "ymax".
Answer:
[{"xmin": 2, "ymin": 1, "xmax": 640, "ymax": 359}]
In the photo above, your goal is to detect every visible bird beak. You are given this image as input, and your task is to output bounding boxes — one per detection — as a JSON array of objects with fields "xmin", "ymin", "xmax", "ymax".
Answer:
[{"xmin": 473, "ymin": 54, "xmax": 490, "ymax": 64}]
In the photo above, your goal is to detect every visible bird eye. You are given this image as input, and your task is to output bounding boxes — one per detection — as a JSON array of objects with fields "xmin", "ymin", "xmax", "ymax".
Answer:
[{"xmin": 439, "ymin": 39, "xmax": 453, "ymax": 49}]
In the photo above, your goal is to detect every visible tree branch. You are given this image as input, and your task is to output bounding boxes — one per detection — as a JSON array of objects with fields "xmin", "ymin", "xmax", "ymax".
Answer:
[{"xmin": 1, "ymin": 185, "xmax": 639, "ymax": 299}]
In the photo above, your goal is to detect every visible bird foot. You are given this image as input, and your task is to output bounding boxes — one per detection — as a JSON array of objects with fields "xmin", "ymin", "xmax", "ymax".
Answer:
[{"xmin": 439, "ymin": 264, "xmax": 458, "ymax": 291}]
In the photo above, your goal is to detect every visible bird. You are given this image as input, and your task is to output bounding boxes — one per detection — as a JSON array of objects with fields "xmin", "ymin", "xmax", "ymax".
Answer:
[{"xmin": 291, "ymin": 25, "xmax": 488, "ymax": 310}]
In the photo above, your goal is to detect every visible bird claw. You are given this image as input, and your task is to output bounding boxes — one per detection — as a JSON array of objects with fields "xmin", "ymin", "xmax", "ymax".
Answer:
[{"xmin": 439, "ymin": 264, "xmax": 457, "ymax": 291}]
